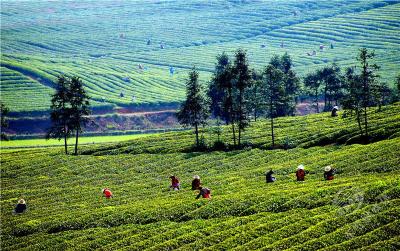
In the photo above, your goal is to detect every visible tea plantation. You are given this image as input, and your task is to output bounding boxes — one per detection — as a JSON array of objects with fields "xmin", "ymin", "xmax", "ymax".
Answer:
[
  {"xmin": 1, "ymin": 0, "xmax": 400, "ymax": 112},
  {"xmin": 1, "ymin": 104, "xmax": 399, "ymax": 250}
]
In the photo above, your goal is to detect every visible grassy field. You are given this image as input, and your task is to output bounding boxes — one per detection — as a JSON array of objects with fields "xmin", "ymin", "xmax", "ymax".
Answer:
[
  {"xmin": 1, "ymin": 0, "xmax": 399, "ymax": 112},
  {"xmin": 0, "ymin": 133, "xmax": 155, "ymax": 149},
  {"xmin": 1, "ymin": 104, "xmax": 399, "ymax": 250}
]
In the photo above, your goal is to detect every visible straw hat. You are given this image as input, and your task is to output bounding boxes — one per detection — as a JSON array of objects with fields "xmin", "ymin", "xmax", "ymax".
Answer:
[
  {"xmin": 297, "ymin": 165, "xmax": 304, "ymax": 170},
  {"xmin": 333, "ymin": 106, "xmax": 339, "ymax": 110},
  {"xmin": 18, "ymin": 199, "xmax": 26, "ymax": 204},
  {"xmin": 325, "ymin": 166, "xmax": 332, "ymax": 172},
  {"xmin": 193, "ymin": 175, "xmax": 200, "ymax": 179}
]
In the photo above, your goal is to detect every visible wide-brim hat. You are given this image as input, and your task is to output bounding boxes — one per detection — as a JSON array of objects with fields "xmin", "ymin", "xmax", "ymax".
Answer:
[
  {"xmin": 18, "ymin": 199, "xmax": 26, "ymax": 204},
  {"xmin": 297, "ymin": 165, "xmax": 304, "ymax": 170},
  {"xmin": 325, "ymin": 166, "xmax": 332, "ymax": 172},
  {"xmin": 193, "ymin": 175, "xmax": 200, "ymax": 179}
]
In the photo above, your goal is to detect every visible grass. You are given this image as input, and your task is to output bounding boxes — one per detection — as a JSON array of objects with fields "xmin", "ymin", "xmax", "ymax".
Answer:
[
  {"xmin": 1, "ymin": 0, "xmax": 399, "ymax": 113},
  {"xmin": 0, "ymin": 133, "xmax": 156, "ymax": 149},
  {"xmin": 1, "ymin": 104, "xmax": 399, "ymax": 250}
]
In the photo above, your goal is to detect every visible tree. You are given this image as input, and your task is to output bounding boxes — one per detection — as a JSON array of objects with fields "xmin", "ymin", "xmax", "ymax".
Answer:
[
  {"xmin": 69, "ymin": 76, "xmax": 91, "ymax": 155},
  {"xmin": 262, "ymin": 64, "xmax": 285, "ymax": 148},
  {"xmin": 209, "ymin": 53, "xmax": 230, "ymax": 123},
  {"xmin": 0, "ymin": 103, "xmax": 10, "ymax": 141},
  {"xmin": 341, "ymin": 66, "xmax": 363, "ymax": 133},
  {"xmin": 177, "ymin": 68, "xmax": 209, "ymax": 149},
  {"xmin": 47, "ymin": 76, "xmax": 72, "ymax": 154},
  {"xmin": 209, "ymin": 52, "xmax": 237, "ymax": 146},
  {"xmin": 358, "ymin": 48, "xmax": 380, "ymax": 141},
  {"xmin": 231, "ymin": 49, "xmax": 252, "ymax": 147},
  {"xmin": 304, "ymin": 72, "xmax": 322, "ymax": 113},
  {"xmin": 319, "ymin": 64, "xmax": 343, "ymax": 111},
  {"xmin": 269, "ymin": 53, "xmax": 300, "ymax": 116},
  {"xmin": 246, "ymin": 70, "xmax": 263, "ymax": 121},
  {"xmin": 371, "ymin": 81, "xmax": 391, "ymax": 111}
]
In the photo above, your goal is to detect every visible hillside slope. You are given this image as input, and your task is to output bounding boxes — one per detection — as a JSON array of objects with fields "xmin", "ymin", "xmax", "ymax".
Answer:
[
  {"xmin": 1, "ymin": 105, "xmax": 399, "ymax": 250},
  {"xmin": 1, "ymin": 0, "xmax": 399, "ymax": 113}
]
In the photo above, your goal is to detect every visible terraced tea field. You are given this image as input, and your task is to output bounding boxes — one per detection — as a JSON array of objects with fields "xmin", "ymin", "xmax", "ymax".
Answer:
[
  {"xmin": 1, "ymin": 0, "xmax": 400, "ymax": 112},
  {"xmin": 1, "ymin": 104, "xmax": 399, "ymax": 250}
]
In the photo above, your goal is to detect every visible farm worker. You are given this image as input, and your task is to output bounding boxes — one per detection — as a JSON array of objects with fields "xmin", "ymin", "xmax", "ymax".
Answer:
[
  {"xmin": 14, "ymin": 199, "xmax": 27, "ymax": 214},
  {"xmin": 324, "ymin": 166, "xmax": 336, "ymax": 180},
  {"xmin": 192, "ymin": 175, "xmax": 201, "ymax": 190},
  {"xmin": 296, "ymin": 165, "xmax": 306, "ymax": 181},
  {"xmin": 196, "ymin": 187, "xmax": 211, "ymax": 199},
  {"xmin": 331, "ymin": 106, "xmax": 339, "ymax": 117},
  {"xmin": 102, "ymin": 188, "xmax": 113, "ymax": 199},
  {"xmin": 147, "ymin": 39, "xmax": 151, "ymax": 45},
  {"xmin": 265, "ymin": 170, "xmax": 276, "ymax": 183},
  {"xmin": 170, "ymin": 175, "xmax": 180, "ymax": 190}
]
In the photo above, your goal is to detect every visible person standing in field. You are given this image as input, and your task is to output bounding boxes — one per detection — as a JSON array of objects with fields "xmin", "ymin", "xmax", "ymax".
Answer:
[
  {"xmin": 169, "ymin": 175, "xmax": 180, "ymax": 190},
  {"xmin": 196, "ymin": 187, "xmax": 211, "ymax": 199},
  {"xmin": 296, "ymin": 165, "xmax": 306, "ymax": 181},
  {"xmin": 14, "ymin": 199, "xmax": 27, "ymax": 214},
  {"xmin": 324, "ymin": 166, "xmax": 336, "ymax": 180},
  {"xmin": 102, "ymin": 188, "xmax": 113, "ymax": 199},
  {"xmin": 266, "ymin": 170, "xmax": 276, "ymax": 183},
  {"xmin": 192, "ymin": 175, "xmax": 201, "ymax": 190}
]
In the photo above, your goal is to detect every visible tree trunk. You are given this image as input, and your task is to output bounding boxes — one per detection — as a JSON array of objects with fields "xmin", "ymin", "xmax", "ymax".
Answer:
[
  {"xmin": 315, "ymin": 89, "xmax": 319, "ymax": 113},
  {"xmin": 363, "ymin": 106, "xmax": 369, "ymax": 143},
  {"xmin": 232, "ymin": 123, "xmax": 236, "ymax": 147},
  {"xmin": 74, "ymin": 129, "xmax": 79, "ymax": 155},
  {"xmin": 270, "ymin": 100, "xmax": 275, "ymax": 148},
  {"xmin": 64, "ymin": 127, "xmax": 68, "ymax": 155},
  {"xmin": 238, "ymin": 126, "xmax": 241, "ymax": 147},
  {"xmin": 324, "ymin": 85, "xmax": 328, "ymax": 111},
  {"xmin": 195, "ymin": 123, "xmax": 199, "ymax": 147},
  {"xmin": 271, "ymin": 117, "xmax": 275, "ymax": 148},
  {"xmin": 356, "ymin": 109, "xmax": 363, "ymax": 135}
]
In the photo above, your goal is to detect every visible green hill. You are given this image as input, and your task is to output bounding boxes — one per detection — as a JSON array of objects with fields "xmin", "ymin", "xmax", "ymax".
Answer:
[
  {"xmin": 1, "ymin": 0, "xmax": 400, "ymax": 112},
  {"xmin": 1, "ymin": 104, "xmax": 399, "ymax": 250}
]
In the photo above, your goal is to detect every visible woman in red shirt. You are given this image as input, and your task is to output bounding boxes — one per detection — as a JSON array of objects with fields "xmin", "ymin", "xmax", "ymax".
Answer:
[{"xmin": 102, "ymin": 188, "xmax": 113, "ymax": 199}]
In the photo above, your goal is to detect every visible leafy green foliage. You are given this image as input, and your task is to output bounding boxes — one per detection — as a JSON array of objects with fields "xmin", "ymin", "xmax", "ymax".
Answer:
[
  {"xmin": 1, "ymin": 104, "xmax": 399, "ymax": 249},
  {"xmin": 1, "ymin": 1, "xmax": 399, "ymax": 112}
]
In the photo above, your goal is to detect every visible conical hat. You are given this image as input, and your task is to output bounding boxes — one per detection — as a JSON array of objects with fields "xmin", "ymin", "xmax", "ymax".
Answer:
[{"xmin": 325, "ymin": 166, "xmax": 332, "ymax": 172}]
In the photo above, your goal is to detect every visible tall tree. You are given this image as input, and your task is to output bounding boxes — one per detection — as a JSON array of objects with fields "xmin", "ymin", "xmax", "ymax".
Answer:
[
  {"xmin": 69, "ymin": 76, "xmax": 91, "ymax": 155},
  {"xmin": 209, "ymin": 53, "xmax": 230, "ymax": 123},
  {"xmin": 210, "ymin": 52, "xmax": 237, "ymax": 146},
  {"xmin": 269, "ymin": 53, "xmax": 300, "ymax": 116},
  {"xmin": 358, "ymin": 48, "xmax": 380, "ymax": 141},
  {"xmin": 341, "ymin": 66, "xmax": 364, "ymax": 133},
  {"xmin": 246, "ymin": 70, "xmax": 263, "ymax": 121},
  {"xmin": 262, "ymin": 64, "xmax": 285, "ymax": 148},
  {"xmin": 177, "ymin": 68, "xmax": 209, "ymax": 148},
  {"xmin": 47, "ymin": 76, "xmax": 72, "ymax": 154},
  {"xmin": 319, "ymin": 64, "xmax": 343, "ymax": 111},
  {"xmin": 0, "ymin": 103, "xmax": 10, "ymax": 141},
  {"xmin": 304, "ymin": 72, "xmax": 322, "ymax": 113},
  {"xmin": 231, "ymin": 49, "xmax": 252, "ymax": 147}
]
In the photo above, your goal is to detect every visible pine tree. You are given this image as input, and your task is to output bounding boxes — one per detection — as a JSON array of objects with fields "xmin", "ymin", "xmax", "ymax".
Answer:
[
  {"xmin": 304, "ymin": 72, "xmax": 322, "ymax": 113},
  {"xmin": 209, "ymin": 53, "xmax": 237, "ymax": 146},
  {"xmin": 69, "ymin": 76, "xmax": 91, "ymax": 155},
  {"xmin": 47, "ymin": 76, "xmax": 72, "ymax": 154},
  {"xmin": 358, "ymin": 48, "xmax": 380, "ymax": 142},
  {"xmin": 0, "ymin": 103, "xmax": 10, "ymax": 141},
  {"xmin": 177, "ymin": 68, "xmax": 209, "ymax": 149},
  {"xmin": 231, "ymin": 49, "xmax": 252, "ymax": 147},
  {"xmin": 262, "ymin": 64, "xmax": 285, "ymax": 148}
]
